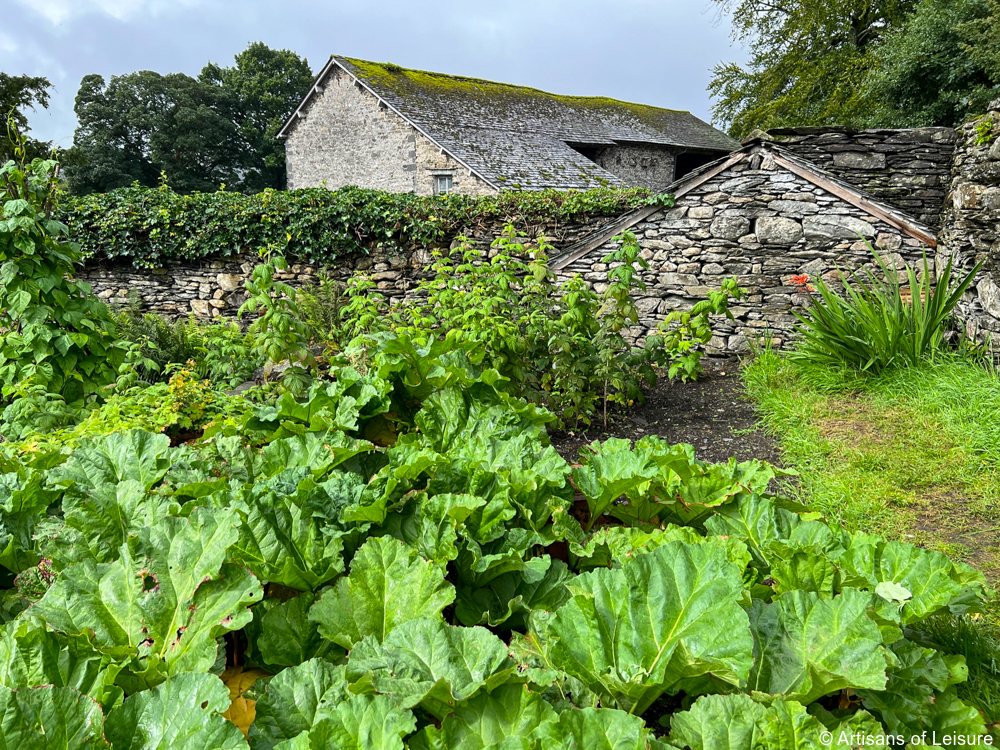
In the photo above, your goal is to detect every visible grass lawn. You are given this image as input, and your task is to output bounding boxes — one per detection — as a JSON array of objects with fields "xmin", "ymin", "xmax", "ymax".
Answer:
[{"xmin": 743, "ymin": 349, "xmax": 1000, "ymax": 726}]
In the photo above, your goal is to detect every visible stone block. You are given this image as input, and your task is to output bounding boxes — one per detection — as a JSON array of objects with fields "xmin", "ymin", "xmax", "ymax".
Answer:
[
  {"xmin": 702, "ymin": 263, "xmax": 725, "ymax": 275},
  {"xmin": 688, "ymin": 206, "xmax": 715, "ymax": 219},
  {"xmin": 216, "ymin": 273, "xmax": 243, "ymax": 292},
  {"xmin": 832, "ymin": 152, "xmax": 887, "ymax": 169},
  {"xmin": 990, "ymin": 138, "xmax": 1000, "ymax": 161},
  {"xmin": 803, "ymin": 215, "xmax": 875, "ymax": 241},
  {"xmin": 659, "ymin": 273, "xmax": 700, "ymax": 287},
  {"xmin": 767, "ymin": 199, "xmax": 819, "ymax": 216},
  {"xmin": 190, "ymin": 299, "xmax": 212, "ymax": 317},
  {"xmin": 709, "ymin": 215, "xmax": 750, "ymax": 241},
  {"xmin": 875, "ymin": 232, "xmax": 902, "ymax": 250},
  {"xmin": 756, "ymin": 217, "xmax": 803, "ymax": 245}
]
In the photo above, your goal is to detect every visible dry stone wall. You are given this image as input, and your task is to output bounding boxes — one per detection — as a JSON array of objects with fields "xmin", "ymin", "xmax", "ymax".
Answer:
[
  {"xmin": 555, "ymin": 155, "xmax": 927, "ymax": 355},
  {"xmin": 77, "ymin": 214, "xmax": 618, "ymax": 318},
  {"xmin": 766, "ymin": 126, "xmax": 957, "ymax": 228},
  {"xmin": 938, "ymin": 101, "xmax": 1000, "ymax": 346}
]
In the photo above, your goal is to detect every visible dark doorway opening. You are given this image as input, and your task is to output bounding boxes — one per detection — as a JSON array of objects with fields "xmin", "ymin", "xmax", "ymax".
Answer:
[{"xmin": 675, "ymin": 151, "xmax": 723, "ymax": 180}]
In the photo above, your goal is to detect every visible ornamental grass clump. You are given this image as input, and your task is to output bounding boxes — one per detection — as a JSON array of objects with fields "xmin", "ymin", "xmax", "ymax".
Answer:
[{"xmin": 790, "ymin": 242, "xmax": 982, "ymax": 375}]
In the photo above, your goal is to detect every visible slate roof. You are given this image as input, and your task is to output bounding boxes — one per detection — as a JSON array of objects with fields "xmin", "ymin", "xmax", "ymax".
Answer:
[{"xmin": 278, "ymin": 56, "xmax": 739, "ymax": 191}]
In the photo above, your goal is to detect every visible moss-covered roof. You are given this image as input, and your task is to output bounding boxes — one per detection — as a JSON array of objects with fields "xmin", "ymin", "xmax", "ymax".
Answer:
[{"xmin": 281, "ymin": 56, "xmax": 738, "ymax": 191}]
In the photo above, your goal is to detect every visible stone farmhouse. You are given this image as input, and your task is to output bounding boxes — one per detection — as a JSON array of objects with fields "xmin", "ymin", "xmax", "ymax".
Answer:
[{"xmin": 277, "ymin": 55, "xmax": 739, "ymax": 195}]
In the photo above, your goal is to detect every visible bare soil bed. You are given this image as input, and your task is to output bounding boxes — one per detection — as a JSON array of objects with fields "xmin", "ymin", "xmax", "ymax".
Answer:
[{"xmin": 550, "ymin": 359, "xmax": 782, "ymax": 466}]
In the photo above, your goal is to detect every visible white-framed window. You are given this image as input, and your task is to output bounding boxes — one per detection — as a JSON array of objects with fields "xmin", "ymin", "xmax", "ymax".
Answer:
[{"xmin": 433, "ymin": 174, "xmax": 454, "ymax": 195}]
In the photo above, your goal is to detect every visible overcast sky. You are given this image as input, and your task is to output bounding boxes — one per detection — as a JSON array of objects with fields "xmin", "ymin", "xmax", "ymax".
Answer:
[{"xmin": 3, "ymin": 0, "xmax": 748, "ymax": 148}]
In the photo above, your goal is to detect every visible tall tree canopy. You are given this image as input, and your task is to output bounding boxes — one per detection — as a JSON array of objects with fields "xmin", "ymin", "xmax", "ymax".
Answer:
[
  {"xmin": 710, "ymin": 0, "xmax": 1000, "ymax": 135},
  {"xmin": 66, "ymin": 43, "xmax": 312, "ymax": 195},
  {"xmin": 200, "ymin": 42, "xmax": 315, "ymax": 191},
  {"xmin": 865, "ymin": 0, "xmax": 1000, "ymax": 126},
  {"xmin": 0, "ymin": 73, "xmax": 53, "ymax": 161}
]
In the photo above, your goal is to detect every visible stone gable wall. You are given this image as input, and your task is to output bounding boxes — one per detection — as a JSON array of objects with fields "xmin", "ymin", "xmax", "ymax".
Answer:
[
  {"xmin": 938, "ymin": 101, "xmax": 1000, "ymax": 346},
  {"xmin": 284, "ymin": 69, "xmax": 495, "ymax": 196},
  {"xmin": 594, "ymin": 144, "xmax": 677, "ymax": 191},
  {"xmin": 555, "ymin": 156, "xmax": 926, "ymax": 354},
  {"xmin": 767, "ymin": 127, "xmax": 957, "ymax": 228}
]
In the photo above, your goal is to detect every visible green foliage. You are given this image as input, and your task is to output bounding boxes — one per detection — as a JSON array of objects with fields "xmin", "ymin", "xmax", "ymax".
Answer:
[
  {"xmin": 66, "ymin": 43, "xmax": 313, "ymax": 195},
  {"xmin": 199, "ymin": 42, "xmax": 315, "ymax": 191},
  {"xmin": 975, "ymin": 114, "xmax": 997, "ymax": 145},
  {"xmin": 339, "ymin": 226, "xmax": 738, "ymax": 426},
  {"xmin": 0, "ymin": 73, "xmax": 52, "ymax": 162},
  {"xmin": 863, "ymin": 0, "xmax": 1000, "ymax": 128},
  {"xmin": 238, "ymin": 251, "xmax": 314, "ymax": 390},
  {"xmin": 67, "ymin": 70, "xmax": 246, "ymax": 195},
  {"xmin": 790, "ymin": 246, "xmax": 981, "ymax": 374},
  {"xmin": 0, "ymin": 334, "xmax": 993, "ymax": 745},
  {"xmin": 0, "ymin": 132, "xmax": 124, "ymax": 406},
  {"xmin": 708, "ymin": 0, "xmax": 914, "ymax": 136},
  {"xmin": 56, "ymin": 183, "xmax": 662, "ymax": 269}
]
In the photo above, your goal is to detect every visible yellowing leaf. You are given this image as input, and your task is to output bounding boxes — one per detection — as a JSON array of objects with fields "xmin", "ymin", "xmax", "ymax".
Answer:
[{"xmin": 221, "ymin": 667, "xmax": 270, "ymax": 737}]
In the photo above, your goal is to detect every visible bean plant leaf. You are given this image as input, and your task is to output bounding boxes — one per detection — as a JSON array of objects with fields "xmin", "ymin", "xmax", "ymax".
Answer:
[
  {"xmin": 104, "ymin": 672, "xmax": 249, "ymax": 750},
  {"xmin": 747, "ymin": 588, "xmax": 888, "ymax": 703},
  {"xmin": 31, "ymin": 508, "xmax": 262, "ymax": 688},
  {"xmin": 536, "ymin": 539, "xmax": 753, "ymax": 714},
  {"xmin": 346, "ymin": 618, "xmax": 517, "ymax": 719},
  {"xmin": 249, "ymin": 659, "xmax": 351, "ymax": 750},
  {"xmin": 408, "ymin": 684, "xmax": 557, "ymax": 750},
  {"xmin": 309, "ymin": 536, "xmax": 454, "ymax": 649},
  {"xmin": 0, "ymin": 684, "xmax": 109, "ymax": 750}
]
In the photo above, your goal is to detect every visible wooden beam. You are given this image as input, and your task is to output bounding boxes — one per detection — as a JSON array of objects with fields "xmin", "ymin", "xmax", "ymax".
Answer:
[{"xmin": 770, "ymin": 152, "xmax": 938, "ymax": 248}]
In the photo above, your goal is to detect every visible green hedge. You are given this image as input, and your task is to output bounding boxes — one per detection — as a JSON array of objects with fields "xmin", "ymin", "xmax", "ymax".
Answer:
[{"xmin": 56, "ymin": 184, "xmax": 664, "ymax": 269}]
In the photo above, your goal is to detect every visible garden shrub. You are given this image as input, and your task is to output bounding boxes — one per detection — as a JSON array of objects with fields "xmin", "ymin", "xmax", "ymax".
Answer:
[
  {"xmin": 791, "ymin": 243, "xmax": 982, "ymax": 374},
  {"xmin": 337, "ymin": 226, "xmax": 742, "ymax": 427},
  {"xmin": 0, "ymin": 130, "xmax": 124, "ymax": 407}
]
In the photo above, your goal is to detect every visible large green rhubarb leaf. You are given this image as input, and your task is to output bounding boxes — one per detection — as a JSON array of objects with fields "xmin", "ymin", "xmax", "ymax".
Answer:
[
  {"xmin": 41, "ymin": 479, "xmax": 178, "ymax": 570},
  {"xmin": 668, "ymin": 694, "xmax": 886, "ymax": 750},
  {"xmin": 531, "ymin": 707, "xmax": 668, "ymax": 750},
  {"xmin": 249, "ymin": 659, "xmax": 350, "ymax": 750},
  {"xmin": 0, "ymin": 684, "xmax": 109, "ymax": 750},
  {"xmin": 0, "ymin": 468, "xmax": 56, "ymax": 573},
  {"xmin": 840, "ymin": 537, "xmax": 989, "ymax": 624},
  {"xmin": 31, "ymin": 507, "xmax": 261, "ymax": 688},
  {"xmin": 104, "ymin": 672, "xmax": 248, "ymax": 750},
  {"xmin": 309, "ymin": 536, "xmax": 454, "ymax": 649},
  {"xmin": 229, "ymin": 469, "xmax": 345, "ymax": 591},
  {"xmin": 408, "ymin": 684, "xmax": 557, "ymax": 750},
  {"xmin": 535, "ymin": 539, "xmax": 753, "ymax": 714},
  {"xmin": 275, "ymin": 694, "xmax": 415, "ymax": 750},
  {"xmin": 454, "ymin": 555, "xmax": 573, "ymax": 629},
  {"xmin": 747, "ymin": 588, "xmax": 888, "ymax": 703},
  {"xmin": 251, "ymin": 594, "xmax": 341, "ymax": 669},
  {"xmin": 48, "ymin": 430, "xmax": 174, "ymax": 493},
  {"xmin": 346, "ymin": 618, "xmax": 517, "ymax": 719},
  {"xmin": 571, "ymin": 438, "xmax": 658, "ymax": 531},
  {"xmin": 0, "ymin": 622, "xmax": 122, "ymax": 708},
  {"xmin": 858, "ymin": 639, "xmax": 985, "ymax": 738}
]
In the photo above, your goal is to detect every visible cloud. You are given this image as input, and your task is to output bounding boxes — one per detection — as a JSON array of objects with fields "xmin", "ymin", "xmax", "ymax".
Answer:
[{"xmin": 14, "ymin": 0, "xmax": 202, "ymax": 25}]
